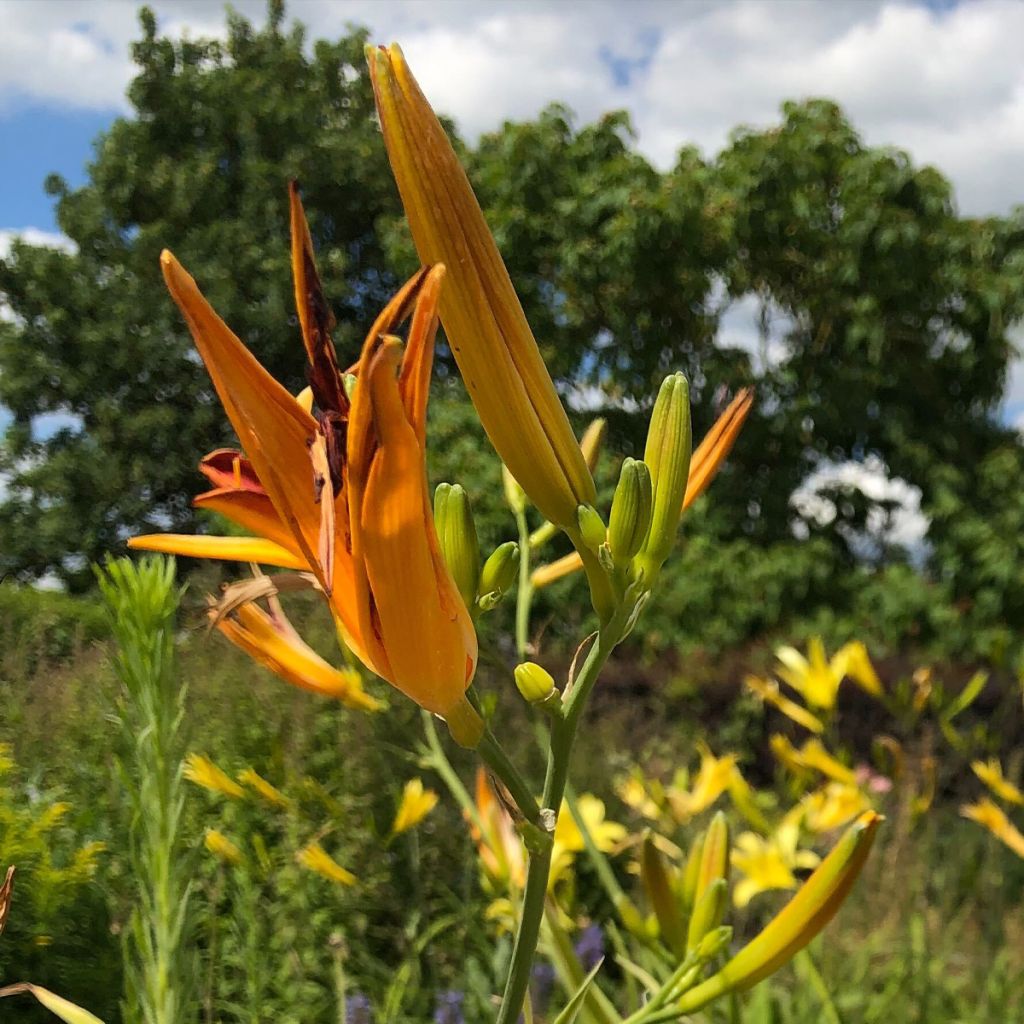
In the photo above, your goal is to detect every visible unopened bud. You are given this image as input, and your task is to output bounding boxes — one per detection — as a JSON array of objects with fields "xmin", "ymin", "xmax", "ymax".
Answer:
[
  {"xmin": 608, "ymin": 458, "xmax": 653, "ymax": 565},
  {"xmin": 696, "ymin": 811, "xmax": 730, "ymax": 898},
  {"xmin": 514, "ymin": 662, "xmax": 556, "ymax": 704},
  {"xmin": 681, "ymin": 829, "xmax": 706, "ymax": 913},
  {"xmin": 695, "ymin": 925, "xmax": 732, "ymax": 963},
  {"xmin": 342, "ymin": 372, "xmax": 358, "ymax": 400},
  {"xmin": 576, "ymin": 504, "xmax": 607, "ymax": 551},
  {"xmin": 478, "ymin": 541, "xmax": 520, "ymax": 609},
  {"xmin": 687, "ymin": 877, "xmax": 728, "ymax": 952},
  {"xmin": 433, "ymin": 483, "xmax": 481, "ymax": 609},
  {"xmin": 641, "ymin": 832, "xmax": 686, "ymax": 955},
  {"xmin": 502, "ymin": 465, "xmax": 527, "ymax": 514},
  {"xmin": 636, "ymin": 373, "xmax": 691, "ymax": 584}
]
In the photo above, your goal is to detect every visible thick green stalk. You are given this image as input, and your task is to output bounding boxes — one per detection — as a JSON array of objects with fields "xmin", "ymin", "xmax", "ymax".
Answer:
[{"xmin": 495, "ymin": 629, "xmax": 617, "ymax": 1024}]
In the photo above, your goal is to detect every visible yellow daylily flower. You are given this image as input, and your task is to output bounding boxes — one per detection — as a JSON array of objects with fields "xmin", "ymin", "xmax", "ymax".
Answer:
[
  {"xmin": 530, "ymin": 390, "xmax": 755, "ymax": 588},
  {"xmin": 295, "ymin": 842, "xmax": 357, "ymax": 886},
  {"xmin": 203, "ymin": 830, "xmax": 243, "ymax": 866},
  {"xmin": 666, "ymin": 743, "xmax": 741, "ymax": 822},
  {"xmin": 184, "ymin": 754, "xmax": 244, "ymax": 800},
  {"xmin": 802, "ymin": 783, "xmax": 872, "ymax": 833},
  {"xmin": 773, "ymin": 638, "xmax": 883, "ymax": 711},
  {"xmin": 679, "ymin": 812, "xmax": 881, "ymax": 1012},
  {"xmin": 131, "ymin": 188, "xmax": 477, "ymax": 725},
  {"xmin": 771, "ymin": 735, "xmax": 856, "ymax": 785},
  {"xmin": 745, "ymin": 675, "xmax": 825, "ymax": 734},
  {"xmin": 834, "ymin": 640, "xmax": 883, "ymax": 697},
  {"xmin": 730, "ymin": 809, "xmax": 821, "ymax": 908},
  {"xmin": 391, "ymin": 778, "xmax": 440, "ymax": 836},
  {"xmin": 550, "ymin": 793, "xmax": 627, "ymax": 889},
  {"xmin": 366, "ymin": 44, "xmax": 594, "ymax": 529},
  {"xmin": 971, "ymin": 759, "xmax": 1024, "ymax": 807},
  {"xmin": 961, "ymin": 799, "xmax": 1024, "ymax": 858},
  {"xmin": 238, "ymin": 768, "xmax": 291, "ymax": 810}
]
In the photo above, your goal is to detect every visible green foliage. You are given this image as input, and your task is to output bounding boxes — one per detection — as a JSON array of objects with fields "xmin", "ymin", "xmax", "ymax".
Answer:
[
  {"xmin": 97, "ymin": 556, "xmax": 194, "ymax": 1024},
  {"xmin": 0, "ymin": 744, "xmax": 119, "ymax": 1022}
]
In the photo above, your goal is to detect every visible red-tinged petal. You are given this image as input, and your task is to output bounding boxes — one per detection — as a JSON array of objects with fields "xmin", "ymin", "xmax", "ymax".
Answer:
[{"xmin": 198, "ymin": 449, "xmax": 265, "ymax": 493}]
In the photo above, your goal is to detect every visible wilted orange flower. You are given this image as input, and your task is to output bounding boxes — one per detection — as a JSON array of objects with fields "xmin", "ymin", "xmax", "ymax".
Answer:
[{"xmin": 131, "ymin": 188, "xmax": 477, "ymax": 726}]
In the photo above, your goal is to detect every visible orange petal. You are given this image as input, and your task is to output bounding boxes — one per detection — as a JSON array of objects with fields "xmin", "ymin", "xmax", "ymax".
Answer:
[
  {"xmin": 398, "ymin": 264, "xmax": 445, "ymax": 444},
  {"xmin": 359, "ymin": 339, "xmax": 476, "ymax": 714},
  {"xmin": 217, "ymin": 601, "xmax": 381, "ymax": 710},
  {"xmin": 193, "ymin": 488, "xmax": 299, "ymax": 555},
  {"xmin": 683, "ymin": 388, "xmax": 753, "ymax": 510},
  {"xmin": 161, "ymin": 251, "xmax": 324, "ymax": 581},
  {"xmin": 128, "ymin": 534, "xmax": 307, "ymax": 570}
]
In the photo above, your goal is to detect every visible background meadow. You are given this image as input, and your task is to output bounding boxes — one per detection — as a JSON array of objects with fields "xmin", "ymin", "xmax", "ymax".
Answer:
[{"xmin": 2, "ymin": 3, "xmax": 1024, "ymax": 1021}]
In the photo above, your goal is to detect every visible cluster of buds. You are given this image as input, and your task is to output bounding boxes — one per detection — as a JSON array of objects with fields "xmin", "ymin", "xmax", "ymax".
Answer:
[{"xmin": 433, "ymin": 482, "xmax": 520, "ymax": 615}]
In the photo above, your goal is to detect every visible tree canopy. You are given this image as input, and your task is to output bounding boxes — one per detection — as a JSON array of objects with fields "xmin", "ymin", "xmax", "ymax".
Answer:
[{"xmin": 2, "ymin": 2, "xmax": 1023, "ymax": 660}]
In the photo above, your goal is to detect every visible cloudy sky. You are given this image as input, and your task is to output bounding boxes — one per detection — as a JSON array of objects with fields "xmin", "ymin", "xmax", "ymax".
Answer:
[{"xmin": 0, "ymin": 0, "xmax": 1022, "ymax": 541}]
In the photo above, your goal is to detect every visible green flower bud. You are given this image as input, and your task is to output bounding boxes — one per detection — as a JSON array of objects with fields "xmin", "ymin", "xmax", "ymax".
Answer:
[
  {"xmin": 433, "ymin": 483, "xmax": 480, "ymax": 609},
  {"xmin": 681, "ymin": 829, "xmax": 706, "ymax": 913},
  {"xmin": 695, "ymin": 925, "xmax": 733, "ymax": 964},
  {"xmin": 514, "ymin": 662, "xmax": 556, "ymax": 704},
  {"xmin": 608, "ymin": 458, "xmax": 653, "ymax": 565},
  {"xmin": 687, "ymin": 877, "xmax": 728, "ymax": 952},
  {"xmin": 342, "ymin": 372, "xmax": 358, "ymax": 400},
  {"xmin": 635, "ymin": 373, "xmax": 691, "ymax": 585},
  {"xmin": 696, "ymin": 811, "xmax": 731, "ymax": 898},
  {"xmin": 478, "ymin": 541, "xmax": 520, "ymax": 609},
  {"xmin": 576, "ymin": 504, "xmax": 607, "ymax": 552},
  {"xmin": 641, "ymin": 832, "xmax": 686, "ymax": 955},
  {"xmin": 502, "ymin": 465, "xmax": 527, "ymax": 514}
]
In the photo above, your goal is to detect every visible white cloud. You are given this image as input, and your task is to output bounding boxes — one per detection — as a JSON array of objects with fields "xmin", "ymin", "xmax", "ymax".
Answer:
[
  {"xmin": 791, "ymin": 455, "xmax": 930, "ymax": 561},
  {"xmin": 2, "ymin": 1, "xmax": 1023, "ymax": 216}
]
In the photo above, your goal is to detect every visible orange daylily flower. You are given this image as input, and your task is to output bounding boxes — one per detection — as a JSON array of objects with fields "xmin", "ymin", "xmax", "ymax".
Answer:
[
  {"xmin": 530, "ymin": 389, "xmax": 754, "ymax": 588},
  {"xmin": 131, "ymin": 187, "xmax": 477, "ymax": 723}
]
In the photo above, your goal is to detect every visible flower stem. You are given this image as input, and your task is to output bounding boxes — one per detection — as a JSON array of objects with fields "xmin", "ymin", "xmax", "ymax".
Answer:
[
  {"xmin": 495, "ymin": 626, "xmax": 618, "ymax": 1024},
  {"xmin": 515, "ymin": 508, "xmax": 534, "ymax": 658}
]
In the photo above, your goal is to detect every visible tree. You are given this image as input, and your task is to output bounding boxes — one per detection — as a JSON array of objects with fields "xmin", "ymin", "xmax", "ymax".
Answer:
[{"xmin": 0, "ymin": 2, "xmax": 397, "ymax": 588}]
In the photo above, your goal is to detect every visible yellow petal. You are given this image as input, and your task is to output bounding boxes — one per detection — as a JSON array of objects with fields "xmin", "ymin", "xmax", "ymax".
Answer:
[
  {"xmin": 192, "ymin": 488, "xmax": 301, "ymax": 555},
  {"xmin": 129, "ymin": 533, "xmax": 306, "ymax": 570},
  {"xmin": 391, "ymin": 778, "xmax": 440, "ymax": 836},
  {"xmin": 295, "ymin": 842, "xmax": 357, "ymax": 885},
  {"xmin": 367, "ymin": 44, "xmax": 594, "ymax": 527}
]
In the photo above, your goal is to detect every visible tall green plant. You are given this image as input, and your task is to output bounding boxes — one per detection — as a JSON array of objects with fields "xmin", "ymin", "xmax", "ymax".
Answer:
[{"xmin": 97, "ymin": 556, "xmax": 194, "ymax": 1024}]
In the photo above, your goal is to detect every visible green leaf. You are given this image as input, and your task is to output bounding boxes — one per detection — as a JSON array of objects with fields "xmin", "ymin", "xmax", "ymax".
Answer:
[
  {"xmin": 0, "ymin": 984, "xmax": 105, "ymax": 1024},
  {"xmin": 550, "ymin": 957, "xmax": 606, "ymax": 1024}
]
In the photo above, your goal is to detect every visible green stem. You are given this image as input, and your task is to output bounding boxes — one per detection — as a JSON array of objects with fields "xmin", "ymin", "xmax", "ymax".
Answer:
[
  {"xmin": 478, "ymin": 728, "xmax": 543, "ymax": 825},
  {"xmin": 515, "ymin": 508, "xmax": 534, "ymax": 659},
  {"xmin": 420, "ymin": 711, "xmax": 485, "ymax": 835},
  {"xmin": 495, "ymin": 627, "xmax": 619, "ymax": 1024}
]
